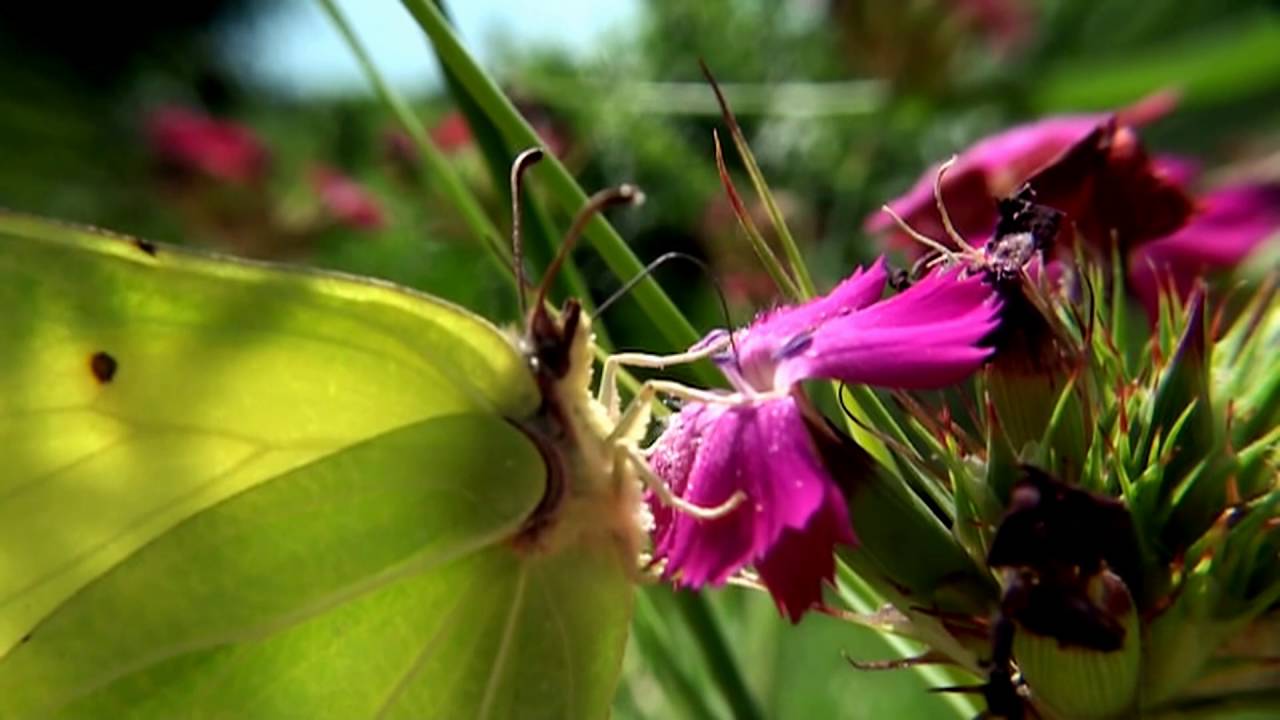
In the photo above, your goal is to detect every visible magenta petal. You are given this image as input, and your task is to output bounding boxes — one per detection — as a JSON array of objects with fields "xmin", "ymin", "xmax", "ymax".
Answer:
[
  {"xmin": 867, "ymin": 96, "xmax": 1176, "ymax": 251},
  {"xmin": 648, "ymin": 397, "xmax": 835, "ymax": 588},
  {"xmin": 721, "ymin": 259, "xmax": 889, "ymax": 389},
  {"xmin": 776, "ymin": 269, "xmax": 1001, "ymax": 388},
  {"xmin": 1153, "ymin": 154, "xmax": 1201, "ymax": 187},
  {"xmin": 647, "ymin": 402, "xmax": 725, "ymax": 554},
  {"xmin": 311, "ymin": 166, "xmax": 386, "ymax": 230},
  {"xmin": 1129, "ymin": 183, "xmax": 1280, "ymax": 316},
  {"xmin": 734, "ymin": 259, "xmax": 887, "ymax": 359},
  {"xmin": 755, "ymin": 482, "xmax": 855, "ymax": 622}
]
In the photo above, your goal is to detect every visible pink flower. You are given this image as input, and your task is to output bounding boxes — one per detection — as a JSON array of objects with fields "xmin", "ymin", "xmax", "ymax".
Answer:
[
  {"xmin": 145, "ymin": 107, "xmax": 269, "ymax": 185},
  {"xmin": 430, "ymin": 102, "xmax": 570, "ymax": 157},
  {"xmin": 429, "ymin": 111, "xmax": 474, "ymax": 153},
  {"xmin": 867, "ymin": 94, "xmax": 1176, "ymax": 250},
  {"xmin": 1129, "ymin": 182, "xmax": 1280, "ymax": 317},
  {"xmin": 951, "ymin": 0, "xmax": 1034, "ymax": 51},
  {"xmin": 310, "ymin": 166, "xmax": 386, "ymax": 230},
  {"xmin": 383, "ymin": 129, "xmax": 419, "ymax": 174},
  {"xmin": 647, "ymin": 261, "xmax": 1001, "ymax": 620},
  {"xmin": 1022, "ymin": 120, "xmax": 1193, "ymax": 251}
]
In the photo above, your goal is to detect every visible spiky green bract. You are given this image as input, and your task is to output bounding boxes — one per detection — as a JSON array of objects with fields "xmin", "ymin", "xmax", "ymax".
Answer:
[
  {"xmin": 1013, "ymin": 571, "xmax": 1142, "ymax": 719},
  {"xmin": 828, "ymin": 257, "xmax": 1279, "ymax": 718}
]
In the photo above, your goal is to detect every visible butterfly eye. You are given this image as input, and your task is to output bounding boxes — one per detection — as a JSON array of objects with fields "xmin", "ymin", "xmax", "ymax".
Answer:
[{"xmin": 528, "ymin": 299, "xmax": 582, "ymax": 381}]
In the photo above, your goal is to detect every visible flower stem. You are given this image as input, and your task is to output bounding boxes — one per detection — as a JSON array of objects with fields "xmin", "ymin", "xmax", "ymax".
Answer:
[
  {"xmin": 671, "ymin": 591, "xmax": 766, "ymax": 720},
  {"xmin": 315, "ymin": 0, "xmax": 513, "ymax": 281},
  {"xmin": 399, "ymin": 0, "xmax": 705, "ymax": 357}
]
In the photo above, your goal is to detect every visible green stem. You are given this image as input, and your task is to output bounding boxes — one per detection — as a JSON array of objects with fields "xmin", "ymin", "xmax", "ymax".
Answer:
[
  {"xmin": 713, "ymin": 130, "xmax": 802, "ymax": 301},
  {"xmin": 700, "ymin": 61, "xmax": 815, "ymax": 298},
  {"xmin": 672, "ymin": 592, "xmax": 766, "ymax": 720},
  {"xmin": 399, "ymin": 0, "xmax": 704, "ymax": 357},
  {"xmin": 316, "ymin": 0, "xmax": 512, "ymax": 280},
  {"xmin": 427, "ymin": 1, "xmax": 601, "ymax": 333},
  {"xmin": 632, "ymin": 589, "xmax": 722, "ymax": 719}
]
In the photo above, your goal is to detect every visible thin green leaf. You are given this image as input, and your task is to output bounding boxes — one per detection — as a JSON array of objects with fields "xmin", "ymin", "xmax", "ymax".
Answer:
[
  {"xmin": 399, "ymin": 0, "xmax": 702, "ymax": 356},
  {"xmin": 1034, "ymin": 13, "xmax": 1280, "ymax": 113},
  {"xmin": 316, "ymin": 0, "xmax": 513, "ymax": 281},
  {"xmin": 712, "ymin": 130, "xmax": 802, "ymax": 300},
  {"xmin": 426, "ymin": 2, "xmax": 600, "ymax": 334},
  {"xmin": 699, "ymin": 61, "xmax": 814, "ymax": 298},
  {"xmin": 670, "ymin": 592, "xmax": 765, "ymax": 720}
]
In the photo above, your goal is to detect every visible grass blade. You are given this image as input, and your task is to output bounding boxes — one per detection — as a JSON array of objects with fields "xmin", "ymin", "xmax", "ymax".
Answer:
[
  {"xmin": 700, "ymin": 60, "xmax": 815, "ymax": 298},
  {"xmin": 400, "ymin": 0, "xmax": 702, "ymax": 354},
  {"xmin": 316, "ymin": 0, "xmax": 512, "ymax": 281}
]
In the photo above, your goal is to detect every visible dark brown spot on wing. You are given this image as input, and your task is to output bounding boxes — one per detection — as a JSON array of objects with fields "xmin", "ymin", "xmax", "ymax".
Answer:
[
  {"xmin": 19, "ymin": 632, "xmax": 32, "ymax": 645},
  {"xmin": 89, "ymin": 351, "xmax": 118, "ymax": 384},
  {"xmin": 133, "ymin": 238, "xmax": 158, "ymax": 257}
]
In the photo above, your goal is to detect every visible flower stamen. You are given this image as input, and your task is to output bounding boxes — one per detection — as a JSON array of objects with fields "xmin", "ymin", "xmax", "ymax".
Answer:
[
  {"xmin": 880, "ymin": 204, "xmax": 961, "ymax": 262},
  {"xmin": 935, "ymin": 155, "xmax": 982, "ymax": 255}
]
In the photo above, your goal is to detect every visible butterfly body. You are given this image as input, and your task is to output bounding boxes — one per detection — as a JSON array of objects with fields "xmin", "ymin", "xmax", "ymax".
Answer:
[{"xmin": 513, "ymin": 298, "xmax": 649, "ymax": 570}]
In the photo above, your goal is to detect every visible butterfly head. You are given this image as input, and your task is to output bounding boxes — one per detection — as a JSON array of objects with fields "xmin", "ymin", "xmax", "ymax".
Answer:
[
  {"xmin": 508, "ymin": 148, "xmax": 641, "ymax": 401},
  {"xmin": 525, "ymin": 297, "xmax": 588, "ymax": 385}
]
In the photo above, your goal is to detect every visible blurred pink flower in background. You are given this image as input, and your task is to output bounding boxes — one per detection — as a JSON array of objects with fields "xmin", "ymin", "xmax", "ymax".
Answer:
[
  {"xmin": 866, "ymin": 93, "xmax": 1177, "ymax": 249},
  {"xmin": 1129, "ymin": 180, "xmax": 1280, "ymax": 316},
  {"xmin": 310, "ymin": 165, "xmax": 386, "ymax": 230},
  {"xmin": 868, "ymin": 95, "xmax": 1279, "ymax": 322},
  {"xmin": 428, "ymin": 103, "xmax": 570, "ymax": 158},
  {"xmin": 1023, "ymin": 118, "xmax": 1194, "ymax": 251},
  {"xmin": 145, "ymin": 107, "xmax": 270, "ymax": 185},
  {"xmin": 951, "ymin": 0, "xmax": 1034, "ymax": 52},
  {"xmin": 428, "ymin": 111, "xmax": 474, "ymax": 153}
]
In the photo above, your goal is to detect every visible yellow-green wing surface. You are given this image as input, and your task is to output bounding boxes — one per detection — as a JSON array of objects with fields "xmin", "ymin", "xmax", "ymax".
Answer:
[{"xmin": 0, "ymin": 215, "xmax": 633, "ymax": 718}]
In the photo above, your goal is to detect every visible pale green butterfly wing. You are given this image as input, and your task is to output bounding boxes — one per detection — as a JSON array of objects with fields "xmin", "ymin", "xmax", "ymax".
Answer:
[
  {"xmin": 0, "ymin": 213, "xmax": 537, "ymax": 653},
  {"xmin": 0, "ymin": 415, "xmax": 632, "ymax": 718},
  {"xmin": 0, "ymin": 214, "xmax": 634, "ymax": 718}
]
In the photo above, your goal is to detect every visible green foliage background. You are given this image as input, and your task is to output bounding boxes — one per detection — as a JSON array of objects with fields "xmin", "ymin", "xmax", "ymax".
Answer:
[{"xmin": 1, "ymin": 1, "xmax": 1277, "ymax": 717}]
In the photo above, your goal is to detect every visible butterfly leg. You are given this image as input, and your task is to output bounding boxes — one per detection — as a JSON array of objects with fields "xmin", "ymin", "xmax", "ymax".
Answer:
[
  {"xmin": 606, "ymin": 376, "xmax": 773, "ymax": 448},
  {"xmin": 621, "ymin": 445, "xmax": 746, "ymax": 520},
  {"xmin": 598, "ymin": 336, "xmax": 730, "ymax": 420}
]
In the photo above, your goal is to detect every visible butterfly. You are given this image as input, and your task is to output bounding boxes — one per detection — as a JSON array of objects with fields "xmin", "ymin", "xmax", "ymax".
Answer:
[{"xmin": 0, "ymin": 151, "xmax": 685, "ymax": 719}]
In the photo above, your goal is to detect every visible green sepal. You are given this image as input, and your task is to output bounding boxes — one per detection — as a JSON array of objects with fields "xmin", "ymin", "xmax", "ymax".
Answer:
[
  {"xmin": 811, "ymin": 416, "xmax": 995, "ymax": 617},
  {"xmin": 1138, "ymin": 290, "xmax": 1222, "ymax": 555},
  {"xmin": 1016, "ymin": 571, "xmax": 1141, "ymax": 719},
  {"xmin": 985, "ymin": 281, "xmax": 1092, "ymax": 477},
  {"xmin": 1142, "ymin": 491, "xmax": 1280, "ymax": 705},
  {"xmin": 837, "ymin": 484, "xmax": 993, "ymax": 618}
]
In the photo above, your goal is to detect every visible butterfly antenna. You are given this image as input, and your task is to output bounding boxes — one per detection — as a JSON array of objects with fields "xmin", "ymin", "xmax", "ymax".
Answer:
[
  {"xmin": 881, "ymin": 204, "xmax": 961, "ymax": 261},
  {"xmin": 596, "ymin": 251, "xmax": 743, "ymax": 374},
  {"xmin": 533, "ymin": 184, "xmax": 644, "ymax": 313},
  {"xmin": 510, "ymin": 147, "xmax": 545, "ymax": 317}
]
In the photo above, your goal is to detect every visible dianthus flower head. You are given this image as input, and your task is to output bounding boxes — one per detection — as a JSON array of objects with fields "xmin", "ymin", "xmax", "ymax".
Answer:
[
  {"xmin": 647, "ymin": 259, "xmax": 1000, "ymax": 620},
  {"xmin": 145, "ymin": 106, "xmax": 270, "ymax": 185},
  {"xmin": 866, "ymin": 94, "xmax": 1178, "ymax": 253}
]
